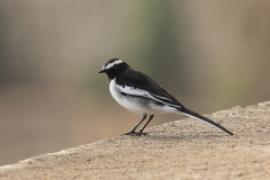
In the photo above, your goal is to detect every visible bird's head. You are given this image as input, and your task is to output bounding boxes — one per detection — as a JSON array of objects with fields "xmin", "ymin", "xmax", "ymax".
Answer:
[{"xmin": 99, "ymin": 58, "xmax": 129, "ymax": 79}]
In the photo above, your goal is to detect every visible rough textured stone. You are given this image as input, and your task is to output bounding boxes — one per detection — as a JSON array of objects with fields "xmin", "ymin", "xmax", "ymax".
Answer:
[{"xmin": 1, "ymin": 102, "xmax": 270, "ymax": 180}]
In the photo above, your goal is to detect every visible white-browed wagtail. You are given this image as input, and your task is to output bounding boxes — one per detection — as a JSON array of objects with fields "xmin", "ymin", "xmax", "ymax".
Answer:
[{"xmin": 99, "ymin": 58, "xmax": 234, "ymax": 136}]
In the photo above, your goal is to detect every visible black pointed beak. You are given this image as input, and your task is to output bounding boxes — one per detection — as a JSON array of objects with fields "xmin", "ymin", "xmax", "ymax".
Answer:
[{"xmin": 99, "ymin": 69, "xmax": 106, "ymax": 74}]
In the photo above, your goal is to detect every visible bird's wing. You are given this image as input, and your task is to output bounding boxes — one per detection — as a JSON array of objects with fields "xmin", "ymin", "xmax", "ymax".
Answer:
[
  {"xmin": 115, "ymin": 69, "xmax": 234, "ymax": 135},
  {"xmin": 116, "ymin": 69, "xmax": 184, "ymax": 108}
]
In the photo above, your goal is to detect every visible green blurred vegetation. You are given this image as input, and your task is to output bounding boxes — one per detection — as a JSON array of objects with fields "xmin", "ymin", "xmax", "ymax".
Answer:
[{"xmin": 136, "ymin": 0, "xmax": 182, "ymax": 86}]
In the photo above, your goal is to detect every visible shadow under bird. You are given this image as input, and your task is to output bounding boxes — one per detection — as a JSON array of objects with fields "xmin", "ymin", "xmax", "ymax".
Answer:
[{"xmin": 99, "ymin": 58, "xmax": 234, "ymax": 136}]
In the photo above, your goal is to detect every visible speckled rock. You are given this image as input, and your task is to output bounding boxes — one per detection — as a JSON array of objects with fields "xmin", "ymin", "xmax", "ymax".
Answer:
[{"xmin": 1, "ymin": 102, "xmax": 270, "ymax": 180}]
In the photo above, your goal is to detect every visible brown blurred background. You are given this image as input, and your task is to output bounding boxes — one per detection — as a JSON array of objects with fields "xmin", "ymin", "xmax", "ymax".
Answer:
[{"xmin": 0, "ymin": 0, "xmax": 269, "ymax": 165}]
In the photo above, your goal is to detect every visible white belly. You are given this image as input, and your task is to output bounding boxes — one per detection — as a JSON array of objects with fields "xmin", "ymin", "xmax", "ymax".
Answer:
[
  {"xmin": 109, "ymin": 79, "xmax": 180, "ymax": 114},
  {"xmin": 109, "ymin": 79, "xmax": 150, "ymax": 113}
]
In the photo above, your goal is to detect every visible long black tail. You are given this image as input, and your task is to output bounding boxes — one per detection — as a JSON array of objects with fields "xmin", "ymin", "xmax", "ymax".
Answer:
[{"xmin": 179, "ymin": 107, "xmax": 234, "ymax": 135}]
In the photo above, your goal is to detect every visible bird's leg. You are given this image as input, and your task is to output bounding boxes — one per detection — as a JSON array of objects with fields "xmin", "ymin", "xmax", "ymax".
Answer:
[
  {"xmin": 123, "ymin": 114, "xmax": 147, "ymax": 136},
  {"xmin": 137, "ymin": 114, "xmax": 154, "ymax": 136}
]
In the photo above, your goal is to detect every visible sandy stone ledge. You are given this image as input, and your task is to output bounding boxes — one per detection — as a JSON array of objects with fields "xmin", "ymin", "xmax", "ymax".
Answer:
[{"xmin": 1, "ymin": 102, "xmax": 270, "ymax": 180}]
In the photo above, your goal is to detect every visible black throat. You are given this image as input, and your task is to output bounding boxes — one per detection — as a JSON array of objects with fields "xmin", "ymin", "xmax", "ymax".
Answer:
[{"xmin": 105, "ymin": 63, "xmax": 129, "ymax": 80}]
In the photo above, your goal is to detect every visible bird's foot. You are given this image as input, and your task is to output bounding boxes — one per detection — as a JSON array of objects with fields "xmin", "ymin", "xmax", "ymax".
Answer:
[
  {"xmin": 122, "ymin": 131, "xmax": 149, "ymax": 136},
  {"xmin": 122, "ymin": 131, "xmax": 137, "ymax": 136},
  {"xmin": 137, "ymin": 131, "xmax": 149, "ymax": 136}
]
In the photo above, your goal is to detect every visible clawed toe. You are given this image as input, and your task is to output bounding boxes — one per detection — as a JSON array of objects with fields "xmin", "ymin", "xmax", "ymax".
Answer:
[
  {"xmin": 137, "ymin": 131, "xmax": 148, "ymax": 136},
  {"xmin": 122, "ymin": 131, "xmax": 149, "ymax": 136},
  {"xmin": 122, "ymin": 131, "xmax": 137, "ymax": 136}
]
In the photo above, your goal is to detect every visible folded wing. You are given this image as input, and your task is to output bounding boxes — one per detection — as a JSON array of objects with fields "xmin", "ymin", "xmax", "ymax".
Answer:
[{"xmin": 116, "ymin": 69, "xmax": 184, "ymax": 109}]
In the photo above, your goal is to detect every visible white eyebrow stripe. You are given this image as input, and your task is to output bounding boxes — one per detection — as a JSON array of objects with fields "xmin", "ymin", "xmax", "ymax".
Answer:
[{"xmin": 106, "ymin": 60, "xmax": 123, "ymax": 69}]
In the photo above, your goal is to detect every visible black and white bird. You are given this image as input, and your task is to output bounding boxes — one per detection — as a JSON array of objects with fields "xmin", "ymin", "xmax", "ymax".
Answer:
[{"xmin": 99, "ymin": 58, "xmax": 233, "ymax": 136}]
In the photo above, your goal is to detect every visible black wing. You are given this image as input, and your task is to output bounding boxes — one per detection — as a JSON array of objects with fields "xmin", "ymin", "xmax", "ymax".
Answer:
[
  {"xmin": 116, "ymin": 68, "xmax": 184, "ymax": 108},
  {"xmin": 116, "ymin": 68, "xmax": 234, "ymax": 135}
]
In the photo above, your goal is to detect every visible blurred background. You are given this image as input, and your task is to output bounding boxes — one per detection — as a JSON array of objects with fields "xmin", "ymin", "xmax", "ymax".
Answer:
[{"xmin": 0, "ymin": 0, "xmax": 270, "ymax": 165}]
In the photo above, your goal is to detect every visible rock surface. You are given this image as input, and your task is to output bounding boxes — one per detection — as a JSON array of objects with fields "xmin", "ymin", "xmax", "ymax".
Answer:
[{"xmin": 1, "ymin": 102, "xmax": 270, "ymax": 180}]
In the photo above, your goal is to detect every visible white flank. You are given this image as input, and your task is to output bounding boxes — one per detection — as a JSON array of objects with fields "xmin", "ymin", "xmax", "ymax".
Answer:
[
  {"xmin": 109, "ymin": 79, "xmax": 148, "ymax": 113},
  {"xmin": 109, "ymin": 79, "xmax": 181, "ymax": 114},
  {"xmin": 115, "ymin": 83, "xmax": 180, "ymax": 108}
]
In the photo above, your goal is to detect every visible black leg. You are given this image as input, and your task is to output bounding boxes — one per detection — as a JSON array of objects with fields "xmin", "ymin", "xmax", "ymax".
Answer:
[
  {"xmin": 123, "ymin": 114, "xmax": 147, "ymax": 136},
  {"xmin": 138, "ymin": 114, "xmax": 154, "ymax": 136}
]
